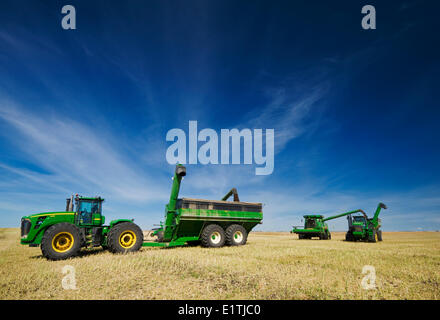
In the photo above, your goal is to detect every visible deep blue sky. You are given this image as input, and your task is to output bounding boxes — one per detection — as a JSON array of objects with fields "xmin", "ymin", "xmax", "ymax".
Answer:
[{"xmin": 0, "ymin": 1, "xmax": 439, "ymax": 231}]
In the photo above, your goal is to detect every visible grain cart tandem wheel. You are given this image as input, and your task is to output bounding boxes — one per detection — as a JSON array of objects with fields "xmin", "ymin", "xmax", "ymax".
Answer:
[
  {"xmin": 107, "ymin": 222, "xmax": 143, "ymax": 254},
  {"xmin": 41, "ymin": 223, "xmax": 81, "ymax": 260},
  {"xmin": 225, "ymin": 224, "xmax": 248, "ymax": 246},
  {"xmin": 201, "ymin": 224, "xmax": 226, "ymax": 248}
]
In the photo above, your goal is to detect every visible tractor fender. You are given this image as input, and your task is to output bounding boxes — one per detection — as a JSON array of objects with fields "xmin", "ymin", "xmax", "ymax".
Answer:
[
  {"xmin": 29, "ymin": 221, "xmax": 79, "ymax": 245},
  {"xmin": 108, "ymin": 219, "xmax": 136, "ymax": 229}
]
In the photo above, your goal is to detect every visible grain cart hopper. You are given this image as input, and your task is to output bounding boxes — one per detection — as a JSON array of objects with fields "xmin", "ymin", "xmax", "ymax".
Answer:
[
  {"xmin": 345, "ymin": 203, "xmax": 387, "ymax": 242},
  {"xmin": 290, "ymin": 209, "xmax": 368, "ymax": 240},
  {"xmin": 143, "ymin": 164, "xmax": 263, "ymax": 248},
  {"xmin": 20, "ymin": 165, "xmax": 263, "ymax": 260}
]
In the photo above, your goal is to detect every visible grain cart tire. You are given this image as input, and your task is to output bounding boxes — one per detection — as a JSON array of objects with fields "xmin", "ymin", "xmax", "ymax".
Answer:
[
  {"xmin": 107, "ymin": 222, "xmax": 143, "ymax": 254},
  {"xmin": 41, "ymin": 223, "xmax": 81, "ymax": 260},
  {"xmin": 201, "ymin": 224, "xmax": 226, "ymax": 248},
  {"xmin": 225, "ymin": 224, "xmax": 248, "ymax": 246},
  {"xmin": 298, "ymin": 234, "xmax": 304, "ymax": 240},
  {"xmin": 377, "ymin": 230, "xmax": 383, "ymax": 241}
]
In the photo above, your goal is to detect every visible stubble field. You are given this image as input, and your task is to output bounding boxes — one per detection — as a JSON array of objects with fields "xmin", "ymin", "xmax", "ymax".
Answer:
[{"xmin": 0, "ymin": 228, "xmax": 439, "ymax": 300}]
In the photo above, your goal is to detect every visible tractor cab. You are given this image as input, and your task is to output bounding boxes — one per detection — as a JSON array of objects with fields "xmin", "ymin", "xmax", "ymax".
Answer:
[
  {"xmin": 347, "ymin": 214, "xmax": 366, "ymax": 233},
  {"xmin": 66, "ymin": 195, "xmax": 105, "ymax": 226}
]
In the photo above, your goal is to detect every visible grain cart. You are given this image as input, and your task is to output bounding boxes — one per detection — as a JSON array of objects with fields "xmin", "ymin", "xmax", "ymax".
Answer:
[
  {"xmin": 20, "ymin": 165, "xmax": 263, "ymax": 260},
  {"xmin": 143, "ymin": 164, "xmax": 263, "ymax": 248},
  {"xmin": 345, "ymin": 203, "xmax": 387, "ymax": 242}
]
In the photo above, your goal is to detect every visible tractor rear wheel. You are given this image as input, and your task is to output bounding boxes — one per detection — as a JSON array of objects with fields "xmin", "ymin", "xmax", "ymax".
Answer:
[
  {"xmin": 41, "ymin": 223, "xmax": 81, "ymax": 260},
  {"xmin": 225, "ymin": 224, "xmax": 248, "ymax": 246},
  {"xmin": 345, "ymin": 232, "xmax": 353, "ymax": 241},
  {"xmin": 107, "ymin": 222, "xmax": 143, "ymax": 254},
  {"xmin": 377, "ymin": 230, "xmax": 383, "ymax": 241},
  {"xmin": 201, "ymin": 224, "xmax": 226, "ymax": 248}
]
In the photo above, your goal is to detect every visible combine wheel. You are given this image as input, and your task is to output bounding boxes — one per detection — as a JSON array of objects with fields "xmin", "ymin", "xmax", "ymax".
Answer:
[
  {"xmin": 377, "ymin": 230, "xmax": 383, "ymax": 241},
  {"xmin": 41, "ymin": 223, "xmax": 81, "ymax": 260},
  {"xmin": 201, "ymin": 224, "xmax": 226, "ymax": 248},
  {"xmin": 225, "ymin": 224, "xmax": 248, "ymax": 246},
  {"xmin": 107, "ymin": 222, "xmax": 143, "ymax": 253}
]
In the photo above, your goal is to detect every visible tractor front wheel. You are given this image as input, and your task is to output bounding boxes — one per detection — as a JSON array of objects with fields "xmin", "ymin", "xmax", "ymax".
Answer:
[
  {"xmin": 377, "ymin": 230, "xmax": 383, "ymax": 241},
  {"xmin": 368, "ymin": 230, "xmax": 377, "ymax": 243},
  {"xmin": 107, "ymin": 222, "xmax": 143, "ymax": 254},
  {"xmin": 201, "ymin": 224, "xmax": 226, "ymax": 248},
  {"xmin": 41, "ymin": 223, "xmax": 81, "ymax": 260},
  {"xmin": 225, "ymin": 224, "xmax": 248, "ymax": 246}
]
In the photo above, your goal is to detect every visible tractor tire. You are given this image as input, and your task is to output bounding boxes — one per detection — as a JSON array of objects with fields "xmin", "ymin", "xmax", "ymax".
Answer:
[
  {"xmin": 328, "ymin": 232, "xmax": 332, "ymax": 240},
  {"xmin": 345, "ymin": 232, "xmax": 353, "ymax": 241},
  {"xmin": 368, "ymin": 230, "xmax": 377, "ymax": 243},
  {"xmin": 225, "ymin": 224, "xmax": 248, "ymax": 246},
  {"xmin": 107, "ymin": 222, "xmax": 143, "ymax": 254},
  {"xmin": 201, "ymin": 224, "xmax": 226, "ymax": 248},
  {"xmin": 41, "ymin": 223, "xmax": 81, "ymax": 260},
  {"xmin": 377, "ymin": 230, "xmax": 383, "ymax": 241}
]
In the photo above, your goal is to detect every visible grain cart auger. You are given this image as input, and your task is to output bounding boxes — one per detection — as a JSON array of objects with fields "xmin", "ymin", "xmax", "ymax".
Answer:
[
  {"xmin": 290, "ymin": 209, "xmax": 367, "ymax": 240},
  {"xmin": 345, "ymin": 203, "xmax": 387, "ymax": 242},
  {"xmin": 144, "ymin": 165, "xmax": 263, "ymax": 248}
]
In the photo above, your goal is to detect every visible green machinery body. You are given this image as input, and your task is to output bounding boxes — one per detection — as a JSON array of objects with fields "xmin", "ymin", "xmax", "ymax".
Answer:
[
  {"xmin": 345, "ymin": 203, "xmax": 387, "ymax": 242},
  {"xmin": 20, "ymin": 165, "xmax": 263, "ymax": 259},
  {"xmin": 143, "ymin": 165, "xmax": 263, "ymax": 247},
  {"xmin": 290, "ymin": 203, "xmax": 386, "ymax": 241},
  {"xmin": 20, "ymin": 195, "xmax": 132, "ymax": 248}
]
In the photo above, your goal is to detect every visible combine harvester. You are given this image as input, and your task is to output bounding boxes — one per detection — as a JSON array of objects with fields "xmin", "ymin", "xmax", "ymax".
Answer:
[
  {"xmin": 291, "ymin": 203, "xmax": 387, "ymax": 242},
  {"xmin": 19, "ymin": 164, "xmax": 263, "ymax": 260}
]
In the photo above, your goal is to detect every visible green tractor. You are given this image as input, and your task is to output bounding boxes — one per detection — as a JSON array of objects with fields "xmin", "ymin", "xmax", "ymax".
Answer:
[
  {"xmin": 20, "ymin": 195, "xmax": 144, "ymax": 260},
  {"xmin": 345, "ymin": 203, "xmax": 387, "ymax": 242},
  {"xmin": 20, "ymin": 164, "xmax": 263, "ymax": 260}
]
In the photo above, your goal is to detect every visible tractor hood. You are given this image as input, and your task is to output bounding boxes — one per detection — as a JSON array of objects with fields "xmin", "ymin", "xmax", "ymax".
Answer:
[
  {"xmin": 20, "ymin": 211, "xmax": 75, "ymax": 244},
  {"xmin": 24, "ymin": 211, "xmax": 75, "ymax": 220}
]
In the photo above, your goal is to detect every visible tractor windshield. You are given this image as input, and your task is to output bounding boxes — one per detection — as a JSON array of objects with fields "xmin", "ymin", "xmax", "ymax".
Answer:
[
  {"xmin": 78, "ymin": 200, "xmax": 101, "ymax": 224},
  {"xmin": 353, "ymin": 216, "xmax": 366, "ymax": 224}
]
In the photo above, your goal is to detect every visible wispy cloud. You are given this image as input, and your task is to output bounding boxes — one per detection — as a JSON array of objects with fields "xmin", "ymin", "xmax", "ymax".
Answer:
[{"xmin": 0, "ymin": 98, "xmax": 170, "ymax": 203}]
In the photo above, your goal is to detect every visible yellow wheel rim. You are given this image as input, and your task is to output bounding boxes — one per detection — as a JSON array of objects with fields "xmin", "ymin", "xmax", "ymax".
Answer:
[
  {"xmin": 52, "ymin": 232, "xmax": 74, "ymax": 253},
  {"xmin": 119, "ymin": 231, "xmax": 136, "ymax": 249}
]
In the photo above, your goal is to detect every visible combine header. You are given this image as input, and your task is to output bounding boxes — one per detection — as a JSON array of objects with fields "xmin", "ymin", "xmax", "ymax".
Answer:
[{"xmin": 20, "ymin": 165, "xmax": 263, "ymax": 260}]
